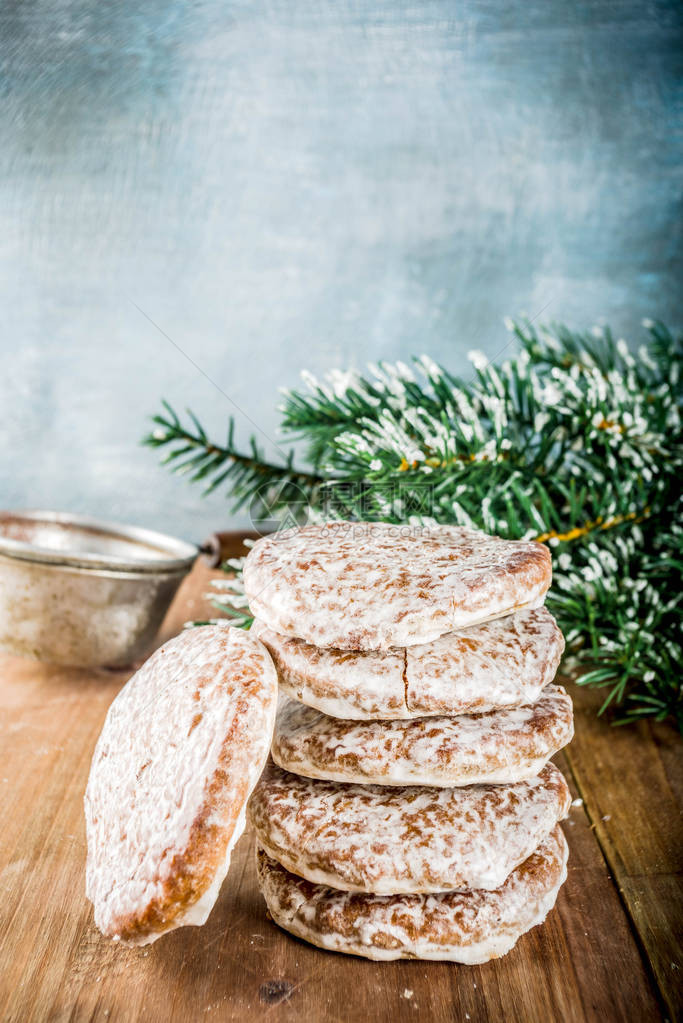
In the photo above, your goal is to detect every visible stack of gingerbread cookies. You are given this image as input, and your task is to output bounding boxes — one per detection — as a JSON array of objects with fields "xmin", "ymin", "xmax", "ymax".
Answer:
[{"xmin": 245, "ymin": 522, "xmax": 574, "ymax": 963}]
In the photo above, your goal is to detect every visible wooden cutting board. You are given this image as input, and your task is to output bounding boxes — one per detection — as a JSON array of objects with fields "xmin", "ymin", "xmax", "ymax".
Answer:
[{"xmin": 0, "ymin": 537, "xmax": 680, "ymax": 1022}]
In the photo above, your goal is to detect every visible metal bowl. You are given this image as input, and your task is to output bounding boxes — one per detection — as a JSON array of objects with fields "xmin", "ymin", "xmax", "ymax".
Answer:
[{"xmin": 0, "ymin": 511, "xmax": 198, "ymax": 668}]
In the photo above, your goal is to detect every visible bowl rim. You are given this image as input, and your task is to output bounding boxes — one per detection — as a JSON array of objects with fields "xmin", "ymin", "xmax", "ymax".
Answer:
[{"xmin": 0, "ymin": 510, "xmax": 198, "ymax": 574}]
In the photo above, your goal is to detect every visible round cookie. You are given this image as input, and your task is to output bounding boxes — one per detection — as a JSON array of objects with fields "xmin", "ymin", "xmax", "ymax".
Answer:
[
  {"xmin": 249, "ymin": 760, "xmax": 570, "ymax": 894},
  {"xmin": 85, "ymin": 625, "xmax": 278, "ymax": 945},
  {"xmin": 244, "ymin": 521, "xmax": 551, "ymax": 650},
  {"xmin": 256, "ymin": 827, "xmax": 568, "ymax": 963},
  {"xmin": 250, "ymin": 619, "xmax": 406, "ymax": 719},
  {"xmin": 252, "ymin": 607, "xmax": 564, "ymax": 720},
  {"xmin": 271, "ymin": 685, "xmax": 573, "ymax": 787}
]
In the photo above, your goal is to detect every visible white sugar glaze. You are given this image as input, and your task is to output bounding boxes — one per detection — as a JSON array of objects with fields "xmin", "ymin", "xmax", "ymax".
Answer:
[
  {"xmin": 244, "ymin": 522, "xmax": 551, "ymax": 650},
  {"xmin": 272, "ymin": 685, "xmax": 574, "ymax": 787},
  {"xmin": 249, "ymin": 760, "xmax": 571, "ymax": 894},
  {"xmin": 257, "ymin": 828, "xmax": 568, "ymax": 963},
  {"xmin": 253, "ymin": 607, "xmax": 564, "ymax": 720}
]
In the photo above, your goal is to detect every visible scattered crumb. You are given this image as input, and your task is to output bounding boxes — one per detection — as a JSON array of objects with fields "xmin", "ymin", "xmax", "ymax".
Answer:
[
  {"xmin": 466, "ymin": 1014, "xmax": 471, "ymax": 1020},
  {"xmin": 601, "ymin": 814, "xmax": 611, "ymax": 822},
  {"xmin": 571, "ymin": 798, "xmax": 583, "ymax": 807},
  {"xmin": 473, "ymin": 982, "xmax": 477, "ymax": 989},
  {"xmin": 402, "ymin": 989, "xmax": 413, "ymax": 999}
]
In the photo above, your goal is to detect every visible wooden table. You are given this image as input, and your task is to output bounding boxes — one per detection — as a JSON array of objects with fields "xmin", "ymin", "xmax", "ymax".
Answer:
[{"xmin": 1, "ymin": 539, "xmax": 681, "ymax": 1023}]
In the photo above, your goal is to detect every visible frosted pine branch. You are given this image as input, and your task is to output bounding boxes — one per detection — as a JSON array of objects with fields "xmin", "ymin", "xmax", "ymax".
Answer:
[{"xmin": 146, "ymin": 319, "xmax": 682, "ymax": 729}]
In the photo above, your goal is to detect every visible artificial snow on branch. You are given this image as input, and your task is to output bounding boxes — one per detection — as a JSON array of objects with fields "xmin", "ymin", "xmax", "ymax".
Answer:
[{"xmin": 144, "ymin": 319, "xmax": 682, "ymax": 729}]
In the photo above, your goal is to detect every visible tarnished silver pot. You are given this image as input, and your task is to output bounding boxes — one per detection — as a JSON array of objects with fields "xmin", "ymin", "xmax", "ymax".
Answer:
[{"xmin": 0, "ymin": 511, "xmax": 198, "ymax": 668}]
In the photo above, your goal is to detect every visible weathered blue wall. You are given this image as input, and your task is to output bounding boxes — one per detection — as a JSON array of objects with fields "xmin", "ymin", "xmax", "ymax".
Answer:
[{"xmin": 1, "ymin": 1, "xmax": 681, "ymax": 539}]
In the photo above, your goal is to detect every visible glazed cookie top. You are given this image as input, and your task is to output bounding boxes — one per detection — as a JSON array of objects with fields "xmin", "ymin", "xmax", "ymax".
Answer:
[
  {"xmin": 253, "ymin": 607, "xmax": 564, "ymax": 719},
  {"xmin": 244, "ymin": 521, "xmax": 551, "ymax": 650},
  {"xmin": 85, "ymin": 625, "xmax": 278, "ymax": 945},
  {"xmin": 249, "ymin": 760, "xmax": 571, "ymax": 893},
  {"xmin": 271, "ymin": 685, "xmax": 574, "ymax": 787},
  {"xmin": 255, "ymin": 827, "xmax": 568, "ymax": 964}
]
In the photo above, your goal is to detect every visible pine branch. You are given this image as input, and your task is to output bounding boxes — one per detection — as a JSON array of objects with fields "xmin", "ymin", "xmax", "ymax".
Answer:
[
  {"xmin": 550, "ymin": 509, "xmax": 683, "ymax": 729},
  {"xmin": 201, "ymin": 557, "xmax": 255, "ymax": 630},
  {"xmin": 142, "ymin": 401, "xmax": 325, "ymax": 513},
  {"xmin": 145, "ymin": 320, "xmax": 683, "ymax": 730}
]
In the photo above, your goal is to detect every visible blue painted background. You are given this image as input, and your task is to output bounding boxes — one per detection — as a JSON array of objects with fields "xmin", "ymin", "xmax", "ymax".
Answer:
[{"xmin": 1, "ymin": 1, "xmax": 681, "ymax": 541}]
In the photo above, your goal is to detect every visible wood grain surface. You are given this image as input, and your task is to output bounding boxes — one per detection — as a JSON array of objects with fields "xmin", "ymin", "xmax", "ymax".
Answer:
[{"xmin": 0, "ymin": 536, "xmax": 680, "ymax": 1023}]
